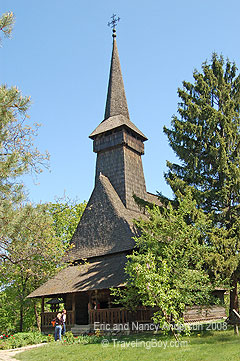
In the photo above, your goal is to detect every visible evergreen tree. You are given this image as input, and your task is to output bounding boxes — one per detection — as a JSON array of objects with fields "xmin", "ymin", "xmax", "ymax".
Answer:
[
  {"xmin": 0, "ymin": 11, "xmax": 49, "ymax": 204},
  {"xmin": 0, "ymin": 11, "xmax": 14, "ymax": 42},
  {"xmin": 164, "ymin": 54, "xmax": 240, "ymax": 320}
]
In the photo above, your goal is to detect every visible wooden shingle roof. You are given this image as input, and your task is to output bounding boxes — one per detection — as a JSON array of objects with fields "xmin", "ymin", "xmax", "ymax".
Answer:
[
  {"xmin": 89, "ymin": 114, "xmax": 147, "ymax": 140},
  {"xmin": 104, "ymin": 37, "xmax": 129, "ymax": 120},
  {"xmin": 67, "ymin": 174, "xmax": 147, "ymax": 261},
  {"xmin": 27, "ymin": 253, "xmax": 127, "ymax": 298}
]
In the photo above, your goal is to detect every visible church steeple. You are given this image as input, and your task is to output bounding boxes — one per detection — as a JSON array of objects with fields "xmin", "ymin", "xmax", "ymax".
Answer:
[
  {"xmin": 89, "ymin": 17, "xmax": 148, "ymax": 212},
  {"xmin": 90, "ymin": 19, "xmax": 147, "ymax": 140},
  {"xmin": 104, "ymin": 36, "xmax": 130, "ymax": 120}
]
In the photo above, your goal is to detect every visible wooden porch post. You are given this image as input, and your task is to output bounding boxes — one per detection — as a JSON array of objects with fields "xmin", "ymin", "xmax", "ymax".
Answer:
[
  {"xmin": 87, "ymin": 291, "xmax": 91, "ymax": 312},
  {"xmin": 41, "ymin": 297, "xmax": 45, "ymax": 313},
  {"xmin": 40, "ymin": 297, "xmax": 44, "ymax": 332},
  {"xmin": 88, "ymin": 291, "xmax": 93, "ymax": 324},
  {"xmin": 72, "ymin": 293, "xmax": 76, "ymax": 325}
]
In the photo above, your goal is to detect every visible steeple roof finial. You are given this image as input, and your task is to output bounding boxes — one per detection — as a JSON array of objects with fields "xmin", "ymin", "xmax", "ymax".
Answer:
[{"xmin": 107, "ymin": 14, "xmax": 120, "ymax": 38}]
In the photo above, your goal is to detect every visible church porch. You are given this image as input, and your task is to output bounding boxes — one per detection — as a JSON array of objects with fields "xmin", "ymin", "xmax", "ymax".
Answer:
[
  {"xmin": 40, "ymin": 288, "xmax": 158, "ymax": 333},
  {"xmin": 40, "ymin": 288, "xmax": 227, "ymax": 334}
]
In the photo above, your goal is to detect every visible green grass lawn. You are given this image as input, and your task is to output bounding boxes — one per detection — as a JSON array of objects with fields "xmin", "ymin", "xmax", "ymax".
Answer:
[{"xmin": 16, "ymin": 330, "xmax": 240, "ymax": 361}]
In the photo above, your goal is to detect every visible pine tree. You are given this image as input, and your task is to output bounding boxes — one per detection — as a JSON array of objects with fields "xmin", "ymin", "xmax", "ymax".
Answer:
[
  {"xmin": 0, "ymin": 13, "xmax": 51, "ymax": 331},
  {"xmin": 0, "ymin": 12, "xmax": 14, "ymax": 42},
  {"xmin": 0, "ymin": 12, "xmax": 49, "ymax": 202},
  {"xmin": 164, "ymin": 53, "xmax": 240, "ymax": 322}
]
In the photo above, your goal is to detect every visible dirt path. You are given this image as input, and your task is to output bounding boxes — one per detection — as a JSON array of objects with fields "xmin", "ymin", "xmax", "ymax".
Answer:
[{"xmin": 0, "ymin": 343, "xmax": 46, "ymax": 361}]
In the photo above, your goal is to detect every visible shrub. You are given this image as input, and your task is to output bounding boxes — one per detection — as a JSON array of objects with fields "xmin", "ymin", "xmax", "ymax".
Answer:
[
  {"xmin": 63, "ymin": 332, "xmax": 75, "ymax": 344},
  {"xmin": 47, "ymin": 334, "xmax": 54, "ymax": 343},
  {"xmin": 61, "ymin": 332, "xmax": 111, "ymax": 345},
  {"xmin": 0, "ymin": 332, "xmax": 47, "ymax": 349}
]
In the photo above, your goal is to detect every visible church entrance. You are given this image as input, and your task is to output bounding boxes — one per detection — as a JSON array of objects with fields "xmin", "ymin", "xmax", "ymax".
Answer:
[{"xmin": 75, "ymin": 292, "xmax": 89, "ymax": 325}]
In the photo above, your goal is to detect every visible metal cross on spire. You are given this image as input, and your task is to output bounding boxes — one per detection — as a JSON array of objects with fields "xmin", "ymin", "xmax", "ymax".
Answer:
[{"xmin": 107, "ymin": 14, "xmax": 120, "ymax": 37}]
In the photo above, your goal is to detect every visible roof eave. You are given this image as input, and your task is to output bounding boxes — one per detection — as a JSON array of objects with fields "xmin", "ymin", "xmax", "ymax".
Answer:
[{"xmin": 89, "ymin": 119, "xmax": 148, "ymax": 141}]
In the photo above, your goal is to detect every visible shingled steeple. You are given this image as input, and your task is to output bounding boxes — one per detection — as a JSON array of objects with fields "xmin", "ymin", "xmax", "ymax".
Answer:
[
  {"xmin": 104, "ymin": 36, "xmax": 130, "ymax": 120},
  {"xmin": 89, "ymin": 27, "xmax": 148, "ymax": 212}
]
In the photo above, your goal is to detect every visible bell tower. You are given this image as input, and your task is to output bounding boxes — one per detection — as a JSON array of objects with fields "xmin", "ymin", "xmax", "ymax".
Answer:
[{"xmin": 89, "ymin": 17, "xmax": 148, "ymax": 212}]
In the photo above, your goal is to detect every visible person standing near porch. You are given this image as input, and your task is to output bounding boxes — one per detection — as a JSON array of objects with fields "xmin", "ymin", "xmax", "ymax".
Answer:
[
  {"xmin": 53, "ymin": 313, "xmax": 63, "ymax": 341},
  {"xmin": 61, "ymin": 309, "xmax": 67, "ymax": 336}
]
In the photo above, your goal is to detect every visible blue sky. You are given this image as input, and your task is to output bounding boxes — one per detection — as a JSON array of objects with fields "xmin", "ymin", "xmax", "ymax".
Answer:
[{"xmin": 1, "ymin": 0, "xmax": 240, "ymax": 204}]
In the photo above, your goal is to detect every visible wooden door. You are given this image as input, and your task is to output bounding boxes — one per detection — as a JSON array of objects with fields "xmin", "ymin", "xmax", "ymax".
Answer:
[{"xmin": 75, "ymin": 292, "xmax": 89, "ymax": 325}]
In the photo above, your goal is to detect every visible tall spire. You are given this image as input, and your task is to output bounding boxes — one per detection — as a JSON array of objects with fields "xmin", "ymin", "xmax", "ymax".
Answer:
[
  {"xmin": 89, "ymin": 15, "xmax": 148, "ymax": 212},
  {"xmin": 104, "ymin": 17, "xmax": 130, "ymax": 120}
]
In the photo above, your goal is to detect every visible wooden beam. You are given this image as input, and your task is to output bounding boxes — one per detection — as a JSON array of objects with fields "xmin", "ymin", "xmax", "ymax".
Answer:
[
  {"xmin": 41, "ymin": 297, "xmax": 44, "ymax": 313},
  {"xmin": 72, "ymin": 293, "xmax": 76, "ymax": 312},
  {"xmin": 72, "ymin": 293, "xmax": 76, "ymax": 325}
]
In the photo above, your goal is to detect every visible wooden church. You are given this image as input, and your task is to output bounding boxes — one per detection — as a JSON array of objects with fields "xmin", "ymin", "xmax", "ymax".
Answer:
[{"xmin": 28, "ymin": 24, "xmax": 226, "ymax": 333}]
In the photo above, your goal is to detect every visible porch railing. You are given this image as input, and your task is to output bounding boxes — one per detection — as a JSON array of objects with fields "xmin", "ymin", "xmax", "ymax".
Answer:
[
  {"xmin": 183, "ymin": 305, "xmax": 226, "ymax": 322},
  {"xmin": 89, "ymin": 305, "xmax": 226, "ymax": 325},
  {"xmin": 41, "ymin": 311, "xmax": 75, "ymax": 328},
  {"xmin": 41, "ymin": 305, "xmax": 226, "ymax": 329},
  {"xmin": 89, "ymin": 307, "xmax": 155, "ymax": 325}
]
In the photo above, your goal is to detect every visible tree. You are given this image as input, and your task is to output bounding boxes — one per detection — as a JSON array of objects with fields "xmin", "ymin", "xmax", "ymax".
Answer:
[
  {"xmin": 46, "ymin": 198, "xmax": 87, "ymax": 246},
  {"xmin": 112, "ymin": 192, "xmax": 213, "ymax": 339},
  {"xmin": 0, "ymin": 199, "xmax": 86, "ymax": 333},
  {"xmin": 0, "ymin": 11, "xmax": 14, "ymax": 43},
  {"xmin": 163, "ymin": 54, "xmax": 240, "ymax": 322},
  {"xmin": 0, "ymin": 12, "xmax": 86, "ymax": 333},
  {"xmin": 0, "ymin": 203, "xmax": 66, "ymax": 332},
  {"xmin": 0, "ymin": 12, "xmax": 59, "ymax": 332},
  {"xmin": 0, "ymin": 12, "xmax": 49, "ymax": 204}
]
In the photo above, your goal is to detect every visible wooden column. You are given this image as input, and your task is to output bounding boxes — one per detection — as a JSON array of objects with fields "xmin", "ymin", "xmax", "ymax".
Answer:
[
  {"xmin": 88, "ymin": 291, "xmax": 93, "ymax": 325},
  {"xmin": 87, "ymin": 291, "xmax": 92, "ymax": 312},
  {"xmin": 41, "ymin": 297, "xmax": 45, "ymax": 331},
  {"xmin": 41, "ymin": 297, "xmax": 44, "ymax": 313},
  {"xmin": 95, "ymin": 290, "xmax": 98, "ymax": 307},
  {"xmin": 72, "ymin": 293, "xmax": 76, "ymax": 325}
]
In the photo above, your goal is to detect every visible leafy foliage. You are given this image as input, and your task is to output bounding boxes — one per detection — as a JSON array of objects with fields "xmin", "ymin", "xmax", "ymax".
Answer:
[
  {"xmin": 0, "ymin": 332, "xmax": 47, "ymax": 350},
  {"xmin": 112, "ymin": 192, "xmax": 214, "ymax": 337},
  {"xmin": 61, "ymin": 332, "xmax": 110, "ymax": 345},
  {"xmin": 46, "ymin": 199, "xmax": 86, "ymax": 246},
  {"xmin": 0, "ymin": 203, "xmax": 66, "ymax": 332},
  {"xmin": 0, "ymin": 199, "xmax": 86, "ymax": 333}
]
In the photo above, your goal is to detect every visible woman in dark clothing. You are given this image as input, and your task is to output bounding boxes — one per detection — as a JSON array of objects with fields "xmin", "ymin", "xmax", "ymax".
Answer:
[{"xmin": 53, "ymin": 313, "xmax": 63, "ymax": 341}]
